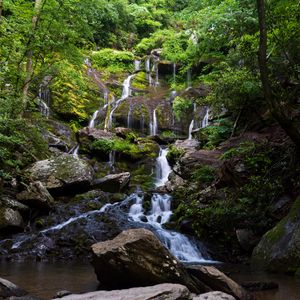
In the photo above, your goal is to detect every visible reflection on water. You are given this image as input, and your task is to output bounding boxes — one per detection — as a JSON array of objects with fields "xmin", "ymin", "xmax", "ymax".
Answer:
[
  {"xmin": 217, "ymin": 264, "xmax": 300, "ymax": 300},
  {"xmin": 0, "ymin": 261, "xmax": 98, "ymax": 299},
  {"xmin": 1, "ymin": 261, "xmax": 300, "ymax": 300}
]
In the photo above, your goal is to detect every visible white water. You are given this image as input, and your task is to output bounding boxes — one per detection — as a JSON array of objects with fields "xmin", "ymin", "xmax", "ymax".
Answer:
[
  {"xmin": 38, "ymin": 83, "xmax": 51, "ymax": 118},
  {"xmin": 89, "ymin": 110, "xmax": 99, "ymax": 129},
  {"xmin": 107, "ymin": 74, "xmax": 135, "ymax": 130},
  {"xmin": 154, "ymin": 60, "xmax": 160, "ymax": 86},
  {"xmin": 188, "ymin": 119, "xmax": 194, "ymax": 140},
  {"xmin": 128, "ymin": 193, "xmax": 209, "ymax": 263},
  {"xmin": 149, "ymin": 108, "xmax": 158, "ymax": 136},
  {"xmin": 202, "ymin": 107, "xmax": 210, "ymax": 128},
  {"xmin": 145, "ymin": 57, "xmax": 151, "ymax": 73},
  {"xmin": 127, "ymin": 105, "xmax": 132, "ymax": 128},
  {"xmin": 134, "ymin": 60, "xmax": 141, "ymax": 71},
  {"xmin": 71, "ymin": 145, "xmax": 80, "ymax": 158},
  {"xmin": 155, "ymin": 148, "xmax": 172, "ymax": 187},
  {"xmin": 108, "ymin": 150, "xmax": 116, "ymax": 171}
]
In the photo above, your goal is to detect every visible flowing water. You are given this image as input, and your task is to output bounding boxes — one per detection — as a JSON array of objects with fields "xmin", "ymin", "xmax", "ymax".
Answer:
[
  {"xmin": 202, "ymin": 107, "xmax": 210, "ymax": 128},
  {"xmin": 150, "ymin": 108, "xmax": 158, "ymax": 136},
  {"xmin": 188, "ymin": 119, "xmax": 194, "ymax": 140},
  {"xmin": 107, "ymin": 74, "xmax": 135, "ymax": 130},
  {"xmin": 155, "ymin": 147, "xmax": 172, "ymax": 187},
  {"xmin": 88, "ymin": 110, "xmax": 99, "ymax": 129}
]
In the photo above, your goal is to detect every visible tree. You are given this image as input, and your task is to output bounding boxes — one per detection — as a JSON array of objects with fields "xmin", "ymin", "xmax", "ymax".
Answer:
[{"xmin": 257, "ymin": 0, "xmax": 300, "ymax": 151}]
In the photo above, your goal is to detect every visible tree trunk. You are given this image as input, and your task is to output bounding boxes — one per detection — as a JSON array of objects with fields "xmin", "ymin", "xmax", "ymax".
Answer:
[
  {"xmin": 0, "ymin": 0, "xmax": 3, "ymax": 18},
  {"xmin": 22, "ymin": 0, "xmax": 43, "ymax": 115},
  {"xmin": 257, "ymin": 0, "xmax": 300, "ymax": 150}
]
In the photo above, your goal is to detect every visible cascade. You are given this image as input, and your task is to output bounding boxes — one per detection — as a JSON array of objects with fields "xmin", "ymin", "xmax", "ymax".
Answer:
[
  {"xmin": 202, "ymin": 107, "xmax": 210, "ymax": 128},
  {"xmin": 188, "ymin": 120, "xmax": 194, "ymax": 140},
  {"xmin": 134, "ymin": 60, "xmax": 141, "ymax": 71},
  {"xmin": 155, "ymin": 147, "xmax": 172, "ymax": 187},
  {"xmin": 88, "ymin": 110, "xmax": 99, "ymax": 129},
  {"xmin": 150, "ymin": 108, "xmax": 158, "ymax": 136},
  {"xmin": 128, "ymin": 193, "xmax": 210, "ymax": 263},
  {"xmin": 38, "ymin": 80, "xmax": 51, "ymax": 118},
  {"xmin": 104, "ymin": 91, "xmax": 109, "ymax": 105},
  {"xmin": 145, "ymin": 57, "xmax": 151, "ymax": 73},
  {"xmin": 154, "ymin": 60, "xmax": 160, "ymax": 86},
  {"xmin": 187, "ymin": 69, "xmax": 192, "ymax": 88},
  {"xmin": 71, "ymin": 145, "xmax": 79, "ymax": 158},
  {"xmin": 108, "ymin": 150, "xmax": 116, "ymax": 171},
  {"xmin": 107, "ymin": 74, "xmax": 135, "ymax": 130},
  {"xmin": 127, "ymin": 104, "xmax": 133, "ymax": 128},
  {"xmin": 173, "ymin": 63, "xmax": 176, "ymax": 85}
]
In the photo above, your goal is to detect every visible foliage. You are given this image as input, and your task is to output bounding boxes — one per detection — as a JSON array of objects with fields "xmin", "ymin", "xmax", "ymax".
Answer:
[
  {"xmin": 172, "ymin": 96, "xmax": 193, "ymax": 121},
  {"xmin": 166, "ymin": 145, "xmax": 184, "ymax": 166},
  {"xmin": 191, "ymin": 166, "xmax": 215, "ymax": 184}
]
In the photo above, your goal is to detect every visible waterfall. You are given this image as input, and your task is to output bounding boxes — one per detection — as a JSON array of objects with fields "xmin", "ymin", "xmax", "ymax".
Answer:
[
  {"xmin": 107, "ymin": 74, "xmax": 135, "ymax": 130},
  {"xmin": 71, "ymin": 145, "xmax": 79, "ymax": 158},
  {"xmin": 154, "ymin": 60, "xmax": 159, "ymax": 86},
  {"xmin": 134, "ymin": 60, "xmax": 141, "ymax": 71},
  {"xmin": 188, "ymin": 119, "xmax": 194, "ymax": 140},
  {"xmin": 202, "ymin": 107, "xmax": 210, "ymax": 128},
  {"xmin": 89, "ymin": 110, "xmax": 99, "ymax": 129},
  {"xmin": 187, "ymin": 69, "xmax": 192, "ymax": 88},
  {"xmin": 127, "ymin": 105, "xmax": 132, "ymax": 128},
  {"xmin": 104, "ymin": 91, "xmax": 109, "ymax": 105},
  {"xmin": 128, "ymin": 193, "xmax": 210, "ymax": 263},
  {"xmin": 150, "ymin": 108, "xmax": 158, "ymax": 136},
  {"xmin": 155, "ymin": 147, "xmax": 172, "ymax": 187},
  {"xmin": 38, "ymin": 81, "xmax": 51, "ymax": 118},
  {"xmin": 173, "ymin": 63, "xmax": 176, "ymax": 85},
  {"xmin": 145, "ymin": 57, "xmax": 151, "ymax": 73},
  {"xmin": 108, "ymin": 150, "xmax": 116, "ymax": 171}
]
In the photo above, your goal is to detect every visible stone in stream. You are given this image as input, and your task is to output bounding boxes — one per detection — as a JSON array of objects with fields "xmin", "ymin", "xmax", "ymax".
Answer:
[
  {"xmin": 92, "ymin": 172, "xmax": 131, "ymax": 193},
  {"xmin": 186, "ymin": 266, "xmax": 248, "ymax": 300},
  {"xmin": 0, "ymin": 277, "xmax": 27, "ymax": 299},
  {"xmin": 25, "ymin": 154, "xmax": 94, "ymax": 196},
  {"xmin": 91, "ymin": 228, "xmax": 201, "ymax": 293},
  {"xmin": 53, "ymin": 283, "xmax": 191, "ymax": 300},
  {"xmin": 252, "ymin": 194, "xmax": 300, "ymax": 274}
]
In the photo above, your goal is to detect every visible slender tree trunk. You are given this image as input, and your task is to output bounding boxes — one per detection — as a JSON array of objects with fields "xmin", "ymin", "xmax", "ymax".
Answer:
[
  {"xmin": 257, "ymin": 0, "xmax": 300, "ymax": 150},
  {"xmin": 22, "ymin": 0, "xmax": 43, "ymax": 115}
]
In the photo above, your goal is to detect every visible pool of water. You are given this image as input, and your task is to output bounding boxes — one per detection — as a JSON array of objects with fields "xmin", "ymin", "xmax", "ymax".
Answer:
[
  {"xmin": 0, "ymin": 261, "xmax": 98, "ymax": 299},
  {"xmin": 1, "ymin": 261, "xmax": 300, "ymax": 300}
]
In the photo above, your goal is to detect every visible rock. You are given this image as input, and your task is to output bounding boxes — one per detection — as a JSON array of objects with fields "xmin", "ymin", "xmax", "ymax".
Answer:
[
  {"xmin": 186, "ymin": 266, "xmax": 248, "ymax": 300},
  {"xmin": 165, "ymin": 172, "xmax": 186, "ymax": 193},
  {"xmin": 0, "ymin": 196, "xmax": 29, "ymax": 213},
  {"xmin": 53, "ymin": 284, "xmax": 190, "ymax": 300},
  {"xmin": 92, "ymin": 172, "xmax": 130, "ymax": 193},
  {"xmin": 115, "ymin": 127, "xmax": 133, "ymax": 139},
  {"xmin": 55, "ymin": 290, "xmax": 72, "ymax": 298},
  {"xmin": 193, "ymin": 291, "xmax": 236, "ymax": 300},
  {"xmin": 0, "ymin": 208, "xmax": 23, "ymax": 231},
  {"xmin": 91, "ymin": 228, "xmax": 201, "ymax": 293},
  {"xmin": 270, "ymin": 194, "xmax": 292, "ymax": 220},
  {"xmin": 25, "ymin": 154, "xmax": 94, "ymax": 196},
  {"xmin": 235, "ymin": 229, "xmax": 260, "ymax": 252},
  {"xmin": 252, "ymin": 195, "xmax": 300, "ymax": 274},
  {"xmin": 0, "ymin": 277, "xmax": 27, "ymax": 298},
  {"xmin": 17, "ymin": 181, "xmax": 54, "ymax": 210}
]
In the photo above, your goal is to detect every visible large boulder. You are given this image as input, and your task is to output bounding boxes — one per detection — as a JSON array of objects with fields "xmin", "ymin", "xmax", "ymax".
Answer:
[
  {"xmin": 91, "ymin": 228, "xmax": 201, "ymax": 293},
  {"xmin": 193, "ymin": 291, "xmax": 236, "ymax": 300},
  {"xmin": 0, "ymin": 208, "xmax": 23, "ymax": 231},
  {"xmin": 252, "ymin": 195, "xmax": 300, "ymax": 274},
  {"xmin": 25, "ymin": 154, "xmax": 94, "ymax": 196},
  {"xmin": 186, "ymin": 266, "xmax": 247, "ymax": 300},
  {"xmin": 0, "ymin": 277, "xmax": 27, "ymax": 299},
  {"xmin": 92, "ymin": 172, "xmax": 130, "ymax": 193},
  {"xmin": 53, "ymin": 284, "xmax": 190, "ymax": 300},
  {"xmin": 17, "ymin": 181, "xmax": 54, "ymax": 210}
]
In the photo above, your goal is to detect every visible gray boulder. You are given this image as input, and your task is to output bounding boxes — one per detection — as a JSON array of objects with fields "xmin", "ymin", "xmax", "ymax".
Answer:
[
  {"xmin": 53, "ymin": 284, "xmax": 190, "ymax": 300},
  {"xmin": 0, "ymin": 277, "xmax": 27, "ymax": 298},
  {"xmin": 91, "ymin": 228, "xmax": 200, "ymax": 293},
  {"xmin": 0, "ymin": 208, "xmax": 23, "ymax": 231},
  {"xmin": 252, "ymin": 195, "xmax": 300, "ymax": 274},
  {"xmin": 17, "ymin": 181, "xmax": 54, "ymax": 210},
  {"xmin": 25, "ymin": 154, "xmax": 94, "ymax": 196},
  {"xmin": 92, "ymin": 172, "xmax": 130, "ymax": 193},
  {"xmin": 193, "ymin": 291, "xmax": 236, "ymax": 300}
]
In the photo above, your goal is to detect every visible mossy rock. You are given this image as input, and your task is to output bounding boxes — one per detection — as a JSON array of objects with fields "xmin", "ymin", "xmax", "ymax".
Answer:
[{"xmin": 252, "ymin": 195, "xmax": 300, "ymax": 274}]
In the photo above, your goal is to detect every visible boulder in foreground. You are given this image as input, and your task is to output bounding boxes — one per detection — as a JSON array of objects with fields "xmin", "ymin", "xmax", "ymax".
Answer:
[
  {"xmin": 91, "ymin": 228, "xmax": 200, "ymax": 293},
  {"xmin": 53, "ymin": 283, "xmax": 190, "ymax": 300}
]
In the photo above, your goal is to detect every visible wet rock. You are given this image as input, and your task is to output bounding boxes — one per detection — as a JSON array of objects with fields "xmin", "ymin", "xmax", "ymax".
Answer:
[
  {"xmin": 91, "ymin": 228, "xmax": 201, "ymax": 293},
  {"xmin": 25, "ymin": 154, "xmax": 94, "ymax": 196},
  {"xmin": 186, "ymin": 266, "xmax": 248, "ymax": 300},
  {"xmin": 252, "ymin": 195, "xmax": 300, "ymax": 274},
  {"xmin": 0, "ymin": 208, "xmax": 23, "ymax": 231},
  {"xmin": 53, "ymin": 284, "xmax": 190, "ymax": 300},
  {"xmin": 165, "ymin": 172, "xmax": 186, "ymax": 193},
  {"xmin": 92, "ymin": 172, "xmax": 130, "ymax": 193},
  {"xmin": 270, "ymin": 194, "xmax": 292, "ymax": 220},
  {"xmin": 193, "ymin": 291, "xmax": 236, "ymax": 300},
  {"xmin": 235, "ymin": 229, "xmax": 260, "ymax": 252},
  {"xmin": 114, "ymin": 127, "xmax": 133, "ymax": 139},
  {"xmin": 0, "ymin": 277, "xmax": 27, "ymax": 299},
  {"xmin": 17, "ymin": 181, "xmax": 54, "ymax": 211}
]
